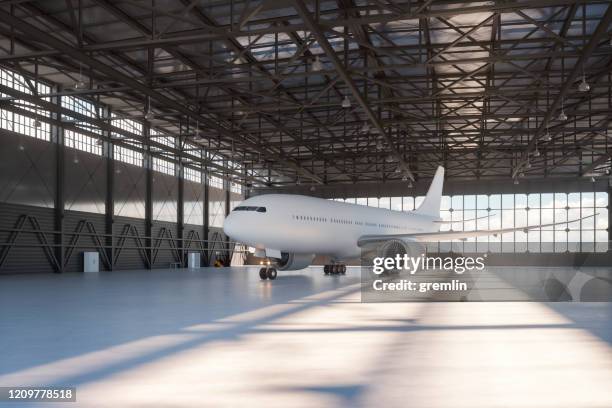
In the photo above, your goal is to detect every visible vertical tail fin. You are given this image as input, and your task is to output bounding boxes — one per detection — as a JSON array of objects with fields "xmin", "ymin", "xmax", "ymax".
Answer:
[{"xmin": 414, "ymin": 166, "xmax": 445, "ymax": 217}]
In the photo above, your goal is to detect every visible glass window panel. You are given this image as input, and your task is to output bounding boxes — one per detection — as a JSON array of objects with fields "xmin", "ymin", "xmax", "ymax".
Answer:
[
  {"xmin": 489, "ymin": 194, "xmax": 501, "ymax": 209},
  {"xmin": 515, "ymin": 194, "xmax": 527, "ymax": 209},
  {"xmin": 515, "ymin": 209, "xmax": 528, "ymax": 228},
  {"xmin": 439, "ymin": 211, "xmax": 451, "ymax": 232},
  {"xmin": 595, "ymin": 230, "xmax": 608, "ymax": 244},
  {"xmin": 541, "ymin": 231, "xmax": 554, "ymax": 252},
  {"xmin": 451, "ymin": 195, "xmax": 463, "ymax": 210},
  {"xmin": 581, "ymin": 207, "xmax": 595, "ymax": 229},
  {"xmin": 440, "ymin": 196, "xmax": 451, "ymax": 210},
  {"xmin": 567, "ymin": 231, "xmax": 581, "ymax": 252},
  {"xmin": 527, "ymin": 194, "xmax": 540, "ymax": 209},
  {"xmin": 554, "ymin": 193, "xmax": 567, "ymax": 208},
  {"xmin": 568, "ymin": 209, "xmax": 581, "ymax": 229},
  {"xmin": 476, "ymin": 195, "xmax": 488, "ymax": 209},
  {"xmin": 581, "ymin": 192, "xmax": 595, "ymax": 208},
  {"xmin": 567, "ymin": 192, "xmax": 581, "ymax": 208},
  {"xmin": 463, "ymin": 210, "xmax": 476, "ymax": 230},
  {"xmin": 379, "ymin": 197, "xmax": 390, "ymax": 209},
  {"xmin": 390, "ymin": 197, "xmax": 402, "ymax": 211},
  {"xmin": 356, "ymin": 197, "xmax": 367, "ymax": 206},
  {"xmin": 402, "ymin": 197, "xmax": 414, "ymax": 211},
  {"xmin": 476, "ymin": 210, "xmax": 489, "ymax": 230},
  {"xmin": 541, "ymin": 193, "xmax": 554, "ymax": 208},
  {"xmin": 527, "ymin": 208, "xmax": 540, "ymax": 225},
  {"xmin": 541, "ymin": 209, "xmax": 554, "ymax": 225},
  {"xmin": 489, "ymin": 212, "xmax": 501, "ymax": 229},
  {"xmin": 595, "ymin": 192, "xmax": 607, "ymax": 207},
  {"xmin": 502, "ymin": 194, "xmax": 514, "ymax": 209},
  {"xmin": 501, "ymin": 209, "xmax": 514, "ymax": 227},
  {"xmin": 554, "ymin": 208, "xmax": 568, "ymax": 226},
  {"xmin": 595, "ymin": 211, "xmax": 608, "ymax": 229},
  {"xmin": 464, "ymin": 195, "xmax": 476, "ymax": 209},
  {"xmin": 367, "ymin": 197, "xmax": 378, "ymax": 207}
]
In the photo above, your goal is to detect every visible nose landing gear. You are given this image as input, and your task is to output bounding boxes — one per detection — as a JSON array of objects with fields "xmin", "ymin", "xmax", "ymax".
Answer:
[
  {"xmin": 259, "ymin": 266, "xmax": 277, "ymax": 280},
  {"xmin": 323, "ymin": 264, "xmax": 346, "ymax": 275}
]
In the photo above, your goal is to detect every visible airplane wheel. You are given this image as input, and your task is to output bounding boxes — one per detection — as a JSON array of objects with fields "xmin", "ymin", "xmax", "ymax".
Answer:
[
  {"xmin": 340, "ymin": 265, "xmax": 346, "ymax": 274},
  {"xmin": 259, "ymin": 268, "xmax": 268, "ymax": 280},
  {"xmin": 324, "ymin": 265, "xmax": 330, "ymax": 275},
  {"xmin": 332, "ymin": 265, "xmax": 339, "ymax": 274},
  {"xmin": 266, "ymin": 268, "xmax": 277, "ymax": 280}
]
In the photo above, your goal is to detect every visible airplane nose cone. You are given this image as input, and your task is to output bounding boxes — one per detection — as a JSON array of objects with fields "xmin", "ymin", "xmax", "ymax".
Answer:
[{"xmin": 223, "ymin": 214, "xmax": 237, "ymax": 238}]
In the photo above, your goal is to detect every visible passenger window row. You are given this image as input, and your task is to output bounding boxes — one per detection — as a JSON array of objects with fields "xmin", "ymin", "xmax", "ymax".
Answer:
[{"xmin": 292, "ymin": 214, "xmax": 405, "ymax": 230}]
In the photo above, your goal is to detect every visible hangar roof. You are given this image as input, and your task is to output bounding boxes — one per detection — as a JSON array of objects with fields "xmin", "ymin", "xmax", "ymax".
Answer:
[{"xmin": 0, "ymin": 0, "xmax": 610, "ymax": 187}]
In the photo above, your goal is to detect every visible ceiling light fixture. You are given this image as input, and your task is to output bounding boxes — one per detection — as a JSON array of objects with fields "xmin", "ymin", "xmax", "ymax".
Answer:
[
  {"xmin": 558, "ymin": 99, "xmax": 568, "ymax": 121},
  {"xmin": 341, "ymin": 96, "xmax": 351, "ymax": 108},
  {"xmin": 73, "ymin": 63, "xmax": 87, "ymax": 90},
  {"xmin": 311, "ymin": 55, "xmax": 323, "ymax": 72},
  {"xmin": 578, "ymin": 74, "xmax": 590, "ymax": 92},
  {"xmin": 534, "ymin": 145, "xmax": 541, "ymax": 157}
]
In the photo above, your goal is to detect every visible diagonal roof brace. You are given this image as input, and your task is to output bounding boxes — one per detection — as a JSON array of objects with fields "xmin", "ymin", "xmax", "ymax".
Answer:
[
  {"xmin": 0, "ymin": 7, "xmax": 323, "ymax": 185},
  {"xmin": 292, "ymin": 0, "xmax": 415, "ymax": 182},
  {"xmin": 513, "ymin": 3, "xmax": 612, "ymax": 179}
]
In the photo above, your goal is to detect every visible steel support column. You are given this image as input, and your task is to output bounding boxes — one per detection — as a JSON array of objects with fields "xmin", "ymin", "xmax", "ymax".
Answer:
[
  {"xmin": 105, "ymin": 106, "xmax": 114, "ymax": 271},
  {"xmin": 53, "ymin": 86, "xmax": 64, "ymax": 273}
]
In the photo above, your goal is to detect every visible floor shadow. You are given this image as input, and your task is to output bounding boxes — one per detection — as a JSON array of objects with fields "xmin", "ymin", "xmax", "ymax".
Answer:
[{"xmin": 0, "ymin": 266, "xmax": 360, "ymax": 376}]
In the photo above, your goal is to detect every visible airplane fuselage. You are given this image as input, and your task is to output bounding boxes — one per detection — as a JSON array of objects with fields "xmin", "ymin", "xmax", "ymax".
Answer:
[{"xmin": 223, "ymin": 194, "xmax": 439, "ymax": 260}]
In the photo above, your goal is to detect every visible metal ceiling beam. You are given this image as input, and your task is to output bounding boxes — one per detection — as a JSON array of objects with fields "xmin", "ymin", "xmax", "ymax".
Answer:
[
  {"xmin": 293, "ymin": 0, "xmax": 415, "ymax": 181},
  {"xmin": 0, "ymin": 6, "xmax": 323, "ymax": 185},
  {"xmin": 515, "ymin": 2, "xmax": 612, "ymax": 177}
]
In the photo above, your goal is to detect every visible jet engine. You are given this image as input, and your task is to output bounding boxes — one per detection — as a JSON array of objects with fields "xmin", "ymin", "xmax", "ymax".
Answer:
[
  {"xmin": 276, "ymin": 252, "xmax": 315, "ymax": 271},
  {"xmin": 376, "ymin": 239, "xmax": 425, "ymax": 274}
]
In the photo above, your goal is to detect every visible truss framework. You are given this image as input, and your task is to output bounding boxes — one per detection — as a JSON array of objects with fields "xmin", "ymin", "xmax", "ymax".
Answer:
[{"xmin": 0, "ymin": 0, "xmax": 610, "ymax": 186}]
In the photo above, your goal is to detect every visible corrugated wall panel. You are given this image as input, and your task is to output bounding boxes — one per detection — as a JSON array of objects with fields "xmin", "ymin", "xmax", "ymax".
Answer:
[
  {"xmin": 63, "ymin": 211, "xmax": 107, "ymax": 272},
  {"xmin": 151, "ymin": 221, "xmax": 179, "ymax": 268},
  {"xmin": 113, "ymin": 216, "xmax": 147, "ymax": 271},
  {"xmin": 0, "ymin": 203, "xmax": 56, "ymax": 274}
]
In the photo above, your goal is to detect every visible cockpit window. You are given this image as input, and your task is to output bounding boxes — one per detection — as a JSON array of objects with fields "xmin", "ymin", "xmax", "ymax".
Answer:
[{"xmin": 233, "ymin": 206, "xmax": 267, "ymax": 213}]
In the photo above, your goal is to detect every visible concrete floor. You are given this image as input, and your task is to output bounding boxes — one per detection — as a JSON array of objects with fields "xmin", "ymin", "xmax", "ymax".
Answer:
[{"xmin": 1, "ymin": 266, "xmax": 612, "ymax": 408}]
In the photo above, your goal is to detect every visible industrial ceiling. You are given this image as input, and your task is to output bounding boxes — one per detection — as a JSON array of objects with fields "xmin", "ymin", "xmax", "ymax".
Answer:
[{"xmin": 0, "ymin": 0, "xmax": 611, "ymax": 187}]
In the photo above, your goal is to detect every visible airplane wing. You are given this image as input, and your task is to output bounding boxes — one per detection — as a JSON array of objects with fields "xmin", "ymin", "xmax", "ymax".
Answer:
[
  {"xmin": 432, "ymin": 213, "xmax": 495, "ymax": 224},
  {"xmin": 357, "ymin": 214, "xmax": 597, "ymax": 247}
]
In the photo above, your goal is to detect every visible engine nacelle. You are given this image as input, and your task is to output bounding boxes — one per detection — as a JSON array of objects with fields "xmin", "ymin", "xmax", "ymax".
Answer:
[
  {"xmin": 376, "ymin": 239, "xmax": 425, "ymax": 273},
  {"xmin": 276, "ymin": 252, "xmax": 315, "ymax": 271}
]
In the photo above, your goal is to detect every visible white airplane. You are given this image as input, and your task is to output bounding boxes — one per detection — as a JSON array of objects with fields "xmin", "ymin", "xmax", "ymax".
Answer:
[{"xmin": 223, "ymin": 166, "xmax": 591, "ymax": 280}]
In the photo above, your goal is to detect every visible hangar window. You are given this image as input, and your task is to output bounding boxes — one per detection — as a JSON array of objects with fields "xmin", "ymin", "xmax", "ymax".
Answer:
[
  {"xmin": 152, "ymin": 156, "xmax": 175, "ymax": 176},
  {"xmin": 208, "ymin": 175, "xmax": 224, "ymax": 189},
  {"xmin": 62, "ymin": 96, "xmax": 103, "ymax": 155},
  {"xmin": 331, "ymin": 192, "xmax": 608, "ymax": 253},
  {"xmin": 113, "ymin": 144, "xmax": 143, "ymax": 167},
  {"xmin": 0, "ymin": 68, "xmax": 52, "ymax": 141},
  {"xmin": 184, "ymin": 167, "xmax": 202, "ymax": 183}
]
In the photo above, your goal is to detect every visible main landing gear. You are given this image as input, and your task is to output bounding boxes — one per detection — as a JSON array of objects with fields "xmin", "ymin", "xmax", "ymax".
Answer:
[
  {"xmin": 259, "ymin": 267, "xmax": 277, "ymax": 280},
  {"xmin": 323, "ymin": 264, "xmax": 346, "ymax": 275}
]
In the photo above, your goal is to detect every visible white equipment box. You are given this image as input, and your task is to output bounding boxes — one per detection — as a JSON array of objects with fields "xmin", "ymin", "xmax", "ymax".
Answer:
[
  {"xmin": 83, "ymin": 252, "xmax": 99, "ymax": 273},
  {"xmin": 187, "ymin": 252, "xmax": 201, "ymax": 269}
]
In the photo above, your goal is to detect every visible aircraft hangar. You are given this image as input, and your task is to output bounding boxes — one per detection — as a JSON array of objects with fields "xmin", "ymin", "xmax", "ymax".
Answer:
[{"xmin": 0, "ymin": 1, "xmax": 611, "ymax": 407}]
